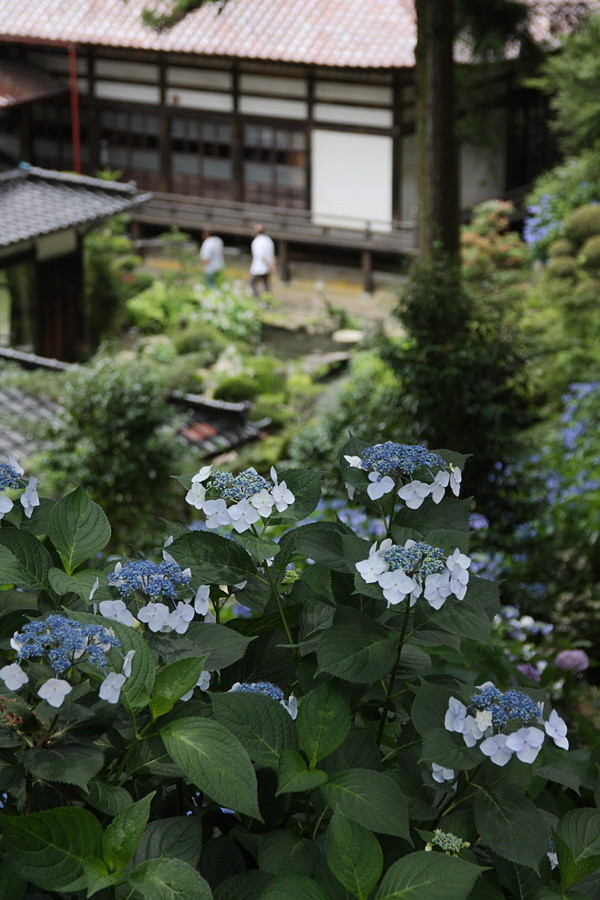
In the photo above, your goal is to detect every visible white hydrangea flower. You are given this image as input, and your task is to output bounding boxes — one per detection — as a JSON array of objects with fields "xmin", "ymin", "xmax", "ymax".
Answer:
[
  {"xmin": 185, "ymin": 481, "xmax": 207, "ymax": 510},
  {"xmin": 480, "ymin": 733, "xmax": 513, "ymax": 767},
  {"xmin": 444, "ymin": 697, "xmax": 468, "ymax": 734},
  {"xmin": 462, "ymin": 714, "xmax": 488, "ymax": 747},
  {"xmin": 99, "ymin": 672, "xmax": 126, "ymax": 704},
  {"xmin": 169, "ymin": 601, "xmax": 195, "ymax": 635},
  {"xmin": 367, "ymin": 472, "xmax": 395, "ymax": 501},
  {"xmin": 281, "ymin": 693, "xmax": 298, "ymax": 720},
  {"xmin": 122, "ymin": 650, "xmax": 136, "ymax": 678},
  {"xmin": 250, "ymin": 489, "xmax": 275, "ymax": 518},
  {"xmin": 181, "ymin": 670, "xmax": 211, "ymax": 702},
  {"xmin": 38, "ymin": 678, "xmax": 72, "ymax": 708},
  {"xmin": 431, "ymin": 763, "xmax": 455, "ymax": 783},
  {"xmin": 20, "ymin": 477, "xmax": 39, "ymax": 518},
  {"xmin": 344, "ymin": 455, "xmax": 362, "ymax": 468},
  {"xmin": 450, "ymin": 466, "xmax": 462, "ymax": 496},
  {"xmin": 99, "ymin": 599, "xmax": 136, "ymax": 628},
  {"xmin": 430, "ymin": 469, "xmax": 450, "ymax": 504},
  {"xmin": 194, "ymin": 585, "xmax": 210, "ymax": 616},
  {"xmin": 544, "ymin": 709, "xmax": 569, "ymax": 750},
  {"xmin": 228, "ymin": 499, "xmax": 260, "ymax": 533},
  {"xmin": 0, "ymin": 662, "xmax": 28, "ymax": 691},
  {"xmin": 355, "ymin": 539, "xmax": 392, "ymax": 584},
  {"xmin": 423, "ymin": 571, "xmax": 452, "ymax": 610},
  {"xmin": 204, "ymin": 498, "xmax": 231, "ymax": 529},
  {"xmin": 8, "ymin": 454, "xmax": 23, "ymax": 476},
  {"xmin": 446, "ymin": 549, "xmax": 471, "ymax": 601},
  {"xmin": 505, "ymin": 726, "xmax": 545, "ymax": 764},
  {"xmin": 137, "ymin": 602, "xmax": 172, "ymax": 633},
  {"xmin": 270, "ymin": 468, "xmax": 295, "ymax": 512},
  {"xmin": 397, "ymin": 480, "xmax": 431, "ymax": 509},
  {"xmin": 0, "ymin": 495, "xmax": 14, "ymax": 519},
  {"xmin": 378, "ymin": 569, "xmax": 418, "ymax": 607}
]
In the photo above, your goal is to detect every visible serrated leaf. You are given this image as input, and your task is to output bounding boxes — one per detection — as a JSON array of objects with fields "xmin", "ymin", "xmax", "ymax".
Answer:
[
  {"xmin": 161, "ymin": 717, "xmax": 262, "ymax": 820},
  {"xmin": 555, "ymin": 808, "xmax": 600, "ymax": 889},
  {"xmin": 276, "ymin": 749, "xmax": 328, "ymax": 795},
  {"xmin": 214, "ymin": 871, "xmax": 272, "ymax": 900},
  {"xmin": 0, "ymin": 859, "xmax": 25, "ymax": 900},
  {"xmin": 48, "ymin": 567, "xmax": 103, "ymax": 601},
  {"xmin": 326, "ymin": 810, "xmax": 383, "ymax": 900},
  {"xmin": 488, "ymin": 852, "xmax": 542, "ymax": 900},
  {"xmin": 0, "ymin": 806, "xmax": 103, "ymax": 892},
  {"xmin": 169, "ymin": 531, "xmax": 257, "ymax": 584},
  {"xmin": 258, "ymin": 829, "xmax": 319, "ymax": 876},
  {"xmin": 22, "ymin": 743, "xmax": 104, "ymax": 790},
  {"xmin": 83, "ymin": 781, "xmax": 133, "ymax": 816},
  {"xmin": 127, "ymin": 857, "xmax": 213, "ymax": 900},
  {"xmin": 104, "ymin": 793, "xmax": 154, "ymax": 873},
  {"xmin": 292, "ymin": 521, "xmax": 354, "ymax": 571},
  {"xmin": 421, "ymin": 728, "xmax": 481, "ymax": 770},
  {"xmin": 375, "ymin": 851, "xmax": 483, "ymax": 900},
  {"xmin": 212, "ymin": 690, "xmax": 298, "ymax": 769},
  {"xmin": 269, "ymin": 468, "xmax": 321, "ymax": 522},
  {"xmin": 185, "ymin": 622, "xmax": 254, "ymax": 671},
  {"xmin": 0, "ymin": 528, "xmax": 52, "ymax": 592},
  {"xmin": 429, "ymin": 597, "xmax": 491, "ymax": 642},
  {"xmin": 133, "ymin": 816, "xmax": 203, "ymax": 868},
  {"xmin": 534, "ymin": 765, "xmax": 581, "ymax": 794},
  {"xmin": 394, "ymin": 496, "xmax": 471, "ymax": 534},
  {"xmin": 83, "ymin": 856, "xmax": 121, "ymax": 897},
  {"xmin": 317, "ymin": 607, "xmax": 397, "ymax": 683},
  {"xmin": 151, "ymin": 656, "xmax": 208, "ymax": 718},
  {"xmin": 297, "ymin": 681, "xmax": 351, "ymax": 767},
  {"xmin": 411, "ymin": 682, "xmax": 456, "ymax": 737},
  {"xmin": 474, "ymin": 785, "xmax": 547, "ymax": 869},
  {"xmin": 48, "ymin": 486, "xmax": 111, "ymax": 574},
  {"xmin": 235, "ymin": 533, "xmax": 280, "ymax": 562},
  {"xmin": 321, "ymin": 768, "xmax": 410, "ymax": 840},
  {"xmin": 259, "ymin": 873, "xmax": 332, "ymax": 900}
]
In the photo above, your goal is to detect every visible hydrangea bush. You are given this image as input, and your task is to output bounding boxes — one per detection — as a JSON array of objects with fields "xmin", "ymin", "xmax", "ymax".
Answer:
[{"xmin": 0, "ymin": 439, "xmax": 598, "ymax": 900}]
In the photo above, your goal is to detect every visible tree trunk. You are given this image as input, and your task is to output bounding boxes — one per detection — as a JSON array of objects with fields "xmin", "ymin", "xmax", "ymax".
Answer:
[{"xmin": 415, "ymin": 0, "xmax": 460, "ymax": 258}]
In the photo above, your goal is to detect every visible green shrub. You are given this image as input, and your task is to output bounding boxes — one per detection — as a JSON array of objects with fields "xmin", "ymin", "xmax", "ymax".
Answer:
[
  {"xmin": 548, "ymin": 238, "xmax": 576, "ymax": 257},
  {"xmin": 563, "ymin": 204, "xmax": 600, "ymax": 245},
  {"xmin": 246, "ymin": 355, "xmax": 287, "ymax": 394},
  {"xmin": 579, "ymin": 234, "xmax": 600, "ymax": 269},
  {"xmin": 251, "ymin": 391, "xmax": 291, "ymax": 427},
  {"xmin": 213, "ymin": 374, "xmax": 259, "ymax": 403},
  {"xmin": 172, "ymin": 324, "xmax": 228, "ymax": 363},
  {"xmin": 546, "ymin": 256, "xmax": 579, "ymax": 279},
  {"xmin": 571, "ymin": 279, "xmax": 600, "ymax": 306}
]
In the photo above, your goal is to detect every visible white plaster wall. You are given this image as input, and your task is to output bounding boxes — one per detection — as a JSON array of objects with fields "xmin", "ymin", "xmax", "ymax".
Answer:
[
  {"xmin": 313, "ymin": 104, "xmax": 393, "ymax": 128},
  {"xmin": 314, "ymin": 81, "xmax": 393, "ymax": 105},
  {"xmin": 239, "ymin": 96, "xmax": 308, "ymax": 119},
  {"xmin": 166, "ymin": 88, "xmax": 234, "ymax": 111},
  {"xmin": 37, "ymin": 231, "xmax": 77, "ymax": 262},
  {"xmin": 312, "ymin": 130, "xmax": 393, "ymax": 231},
  {"xmin": 94, "ymin": 81, "xmax": 160, "ymax": 104},
  {"xmin": 240, "ymin": 74, "xmax": 306, "ymax": 97},
  {"xmin": 167, "ymin": 67, "xmax": 232, "ymax": 90},
  {"xmin": 95, "ymin": 60, "xmax": 158, "ymax": 82}
]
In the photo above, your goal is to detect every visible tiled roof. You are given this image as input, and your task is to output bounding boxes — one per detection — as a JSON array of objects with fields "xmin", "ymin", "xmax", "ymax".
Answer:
[
  {"xmin": 0, "ymin": 0, "xmax": 595, "ymax": 69},
  {"xmin": 0, "ymin": 350, "xmax": 269, "ymax": 462},
  {"xmin": 0, "ymin": 0, "xmax": 416, "ymax": 69},
  {"xmin": 0, "ymin": 53, "xmax": 66, "ymax": 108},
  {"xmin": 0, "ymin": 166, "xmax": 152, "ymax": 250}
]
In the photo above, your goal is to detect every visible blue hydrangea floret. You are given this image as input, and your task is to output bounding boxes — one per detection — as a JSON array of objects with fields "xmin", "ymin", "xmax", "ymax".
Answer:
[
  {"xmin": 11, "ymin": 614, "xmax": 120, "ymax": 673},
  {"xmin": 108, "ymin": 559, "xmax": 191, "ymax": 602}
]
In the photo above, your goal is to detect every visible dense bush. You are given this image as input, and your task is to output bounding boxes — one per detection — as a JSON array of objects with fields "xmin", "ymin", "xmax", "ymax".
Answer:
[
  {"xmin": 33, "ymin": 355, "xmax": 187, "ymax": 549},
  {"xmin": 0, "ymin": 439, "xmax": 598, "ymax": 899}
]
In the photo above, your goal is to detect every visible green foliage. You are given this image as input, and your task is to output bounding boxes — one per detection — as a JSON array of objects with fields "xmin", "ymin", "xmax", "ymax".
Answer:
[
  {"xmin": 384, "ymin": 239, "xmax": 531, "ymax": 509},
  {"xmin": 0, "ymin": 443, "xmax": 597, "ymax": 899},
  {"xmin": 548, "ymin": 239, "xmax": 576, "ymax": 258},
  {"xmin": 563, "ymin": 205, "xmax": 600, "ymax": 245},
  {"xmin": 579, "ymin": 235, "xmax": 600, "ymax": 270},
  {"xmin": 533, "ymin": 14, "xmax": 600, "ymax": 155},
  {"xmin": 85, "ymin": 214, "xmax": 152, "ymax": 349},
  {"xmin": 172, "ymin": 323, "xmax": 228, "ymax": 363},
  {"xmin": 34, "ymin": 355, "xmax": 186, "ymax": 550}
]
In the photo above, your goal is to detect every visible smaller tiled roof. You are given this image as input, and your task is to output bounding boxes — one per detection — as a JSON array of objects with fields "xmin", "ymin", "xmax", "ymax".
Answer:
[
  {"xmin": 0, "ymin": 53, "xmax": 66, "ymax": 108},
  {"xmin": 0, "ymin": 166, "xmax": 152, "ymax": 250}
]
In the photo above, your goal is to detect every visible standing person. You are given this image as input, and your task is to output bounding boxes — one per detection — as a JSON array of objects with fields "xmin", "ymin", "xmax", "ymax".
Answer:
[
  {"xmin": 199, "ymin": 229, "xmax": 225, "ymax": 289},
  {"xmin": 249, "ymin": 224, "xmax": 276, "ymax": 297}
]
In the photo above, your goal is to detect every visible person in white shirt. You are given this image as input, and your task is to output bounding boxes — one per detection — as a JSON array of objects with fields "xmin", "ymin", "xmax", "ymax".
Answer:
[
  {"xmin": 249, "ymin": 224, "xmax": 276, "ymax": 297},
  {"xmin": 199, "ymin": 229, "xmax": 225, "ymax": 289}
]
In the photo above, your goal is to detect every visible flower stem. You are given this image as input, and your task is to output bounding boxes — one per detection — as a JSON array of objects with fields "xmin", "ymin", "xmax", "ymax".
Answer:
[{"xmin": 376, "ymin": 597, "xmax": 412, "ymax": 746}]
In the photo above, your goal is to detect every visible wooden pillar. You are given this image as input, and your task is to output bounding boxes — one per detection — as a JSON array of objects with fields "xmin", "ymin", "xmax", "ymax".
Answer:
[
  {"xmin": 362, "ymin": 249, "xmax": 374, "ymax": 294},
  {"xmin": 131, "ymin": 220, "xmax": 143, "ymax": 245},
  {"xmin": 279, "ymin": 240, "xmax": 290, "ymax": 283},
  {"xmin": 232, "ymin": 64, "xmax": 243, "ymax": 203}
]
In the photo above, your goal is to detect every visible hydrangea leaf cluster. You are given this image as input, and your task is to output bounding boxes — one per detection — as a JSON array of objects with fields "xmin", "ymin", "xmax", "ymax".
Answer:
[
  {"xmin": 229, "ymin": 681, "xmax": 298, "ymax": 719},
  {"xmin": 344, "ymin": 441, "xmax": 461, "ymax": 506},
  {"xmin": 185, "ymin": 464, "xmax": 295, "ymax": 532},
  {"xmin": 356, "ymin": 538, "xmax": 471, "ymax": 609},
  {"xmin": 444, "ymin": 682, "xmax": 569, "ymax": 766},
  {"xmin": 0, "ymin": 456, "xmax": 40, "ymax": 520}
]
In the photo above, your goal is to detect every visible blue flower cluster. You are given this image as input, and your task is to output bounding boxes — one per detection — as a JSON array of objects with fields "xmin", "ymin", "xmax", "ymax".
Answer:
[
  {"xmin": 109, "ymin": 560, "xmax": 190, "ymax": 601},
  {"xmin": 13, "ymin": 615, "xmax": 120, "ymax": 673},
  {"xmin": 0, "ymin": 463, "xmax": 20, "ymax": 491},
  {"xmin": 230, "ymin": 681, "xmax": 284, "ymax": 700},
  {"xmin": 359, "ymin": 442, "xmax": 445, "ymax": 477},
  {"xmin": 470, "ymin": 685, "xmax": 539, "ymax": 728},
  {"xmin": 211, "ymin": 469, "xmax": 273, "ymax": 502},
  {"xmin": 383, "ymin": 542, "xmax": 446, "ymax": 577}
]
